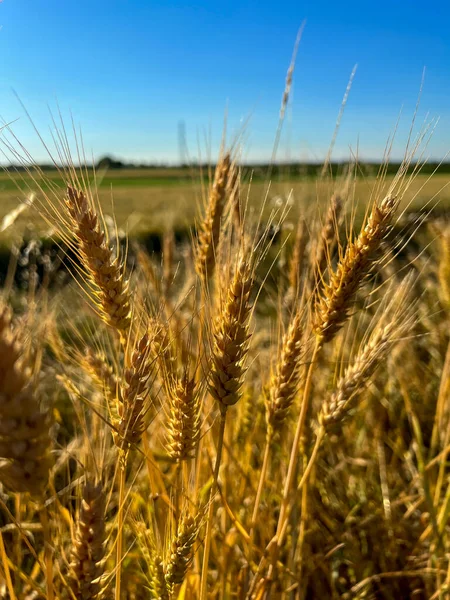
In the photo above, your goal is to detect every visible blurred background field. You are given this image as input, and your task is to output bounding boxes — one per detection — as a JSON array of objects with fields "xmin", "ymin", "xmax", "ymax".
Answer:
[{"xmin": 1, "ymin": 167, "xmax": 450, "ymax": 242}]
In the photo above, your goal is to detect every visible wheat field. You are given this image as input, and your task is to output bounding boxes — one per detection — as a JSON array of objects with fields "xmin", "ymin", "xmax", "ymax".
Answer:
[{"xmin": 0, "ymin": 123, "xmax": 450, "ymax": 600}]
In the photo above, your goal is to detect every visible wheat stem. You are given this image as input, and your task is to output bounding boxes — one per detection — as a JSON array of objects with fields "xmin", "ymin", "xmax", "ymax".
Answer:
[
  {"xmin": 0, "ymin": 527, "xmax": 16, "ymax": 600},
  {"xmin": 250, "ymin": 431, "xmax": 272, "ymax": 534},
  {"xmin": 199, "ymin": 410, "xmax": 227, "ymax": 600},
  {"xmin": 40, "ymin": 507, "xmax": 54, "ymax": 600},
  {"xmin": 115, "ymin": 460, "xmax": 126, "ymax": 600}
]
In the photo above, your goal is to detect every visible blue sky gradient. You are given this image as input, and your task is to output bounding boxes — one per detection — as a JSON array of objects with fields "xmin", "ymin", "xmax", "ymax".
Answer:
[{"xmin": 0, "ymin": 1, "xmax": 448, "ymax": 163}]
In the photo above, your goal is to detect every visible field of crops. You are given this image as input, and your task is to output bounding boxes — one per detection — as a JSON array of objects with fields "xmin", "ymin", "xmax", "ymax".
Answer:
[
  {"xmin": 1, "ymin": 167, "xmax": 450, "ymax": 239},
  {"xmin": 0, "ymin": 141, "xmax": 450, "ymax": 600}
]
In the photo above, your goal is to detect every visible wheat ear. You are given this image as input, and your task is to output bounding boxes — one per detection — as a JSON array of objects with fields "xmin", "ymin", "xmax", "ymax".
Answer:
[
  {"xmin": 165, "ymin": 512, "xmax": 200, "ymax": 594},
  {"xmin": 69, "ymin": 481, "xmax": 107, "ymax": 600},
  {"xmin": 208, "ymin": 256, "xmax": 253, "ymax": 412},
  {"xmin": 65, "ymin": 186, "xmax": 131, "ymax": 342},
  {"xmin": 200, "ymin": 252, "xmax": 253, "ymax": 600},
  {"xmin": 288, "ymin": 218, "xmax": 308, "ymax": 296},
  {"xmin": 266, "ymin": 311, "xmax": 303, "ymax": 436},
  {"xmin": 83, "ymin": 348, "xmax": 118, "ymax": 404},
  {"xmin": 319, "ymin": 317, "xmax": 412, "ymax": 430},
  {"xmin": 314, "ymin": 194, "xmax": 398, "ymax": 344},
  {"xmin": 113, "ymin": 332, "xmax": 152, "ymax": 451},
  {"xmin": 251, "ymin": 311, "xmax": 303, "ymax": 536},
  {"xmin": 0, "ymin": 303, "xmax": 52, "ymax": 498},
  {"xmin": 195, "ymin": 153, "xmax": 231, "ymax": 280},
  {"xmin": 167, "ymin": 374, "xmax": 201, "ymax": 462},
  {"xmin": 136, "ymin": 523, "xmax": 170, "ymax": 600},
  {"xmin": 310, "ymin": 193, "xmax": 343, "ymax": 290}
]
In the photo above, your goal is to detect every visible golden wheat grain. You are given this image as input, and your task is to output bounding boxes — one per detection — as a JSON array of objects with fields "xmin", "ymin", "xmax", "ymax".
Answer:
[
  {"xmin": 83, "ymin": 348, "xmax": 118, "ymax": 404},
  {"xmin": 310, "ymin": 193, "xmax": 343, "ymax": 289},
  {"xmin": 314, "ymin": 194, "xmax": 398, "ymax": 344},
  {"xmin": 166, "ymin": 374, "xmax": 201, "ymax": 462},
  {"xmin": 0, "ymin": 303, "xmax": 52, "ymax": 498},
  {"xmin": 195, "ymin": 154, "xmax": 231, "ymax": 280},
  {"xmin": 208, "ymin": 255, "xmax": 253, "ymax": 412},
  {"xmin": 113, "ymin": 332, "xmax": 152, "ymax": 450},
  {"xmin": 165, "ymin": 512, "xmax": 199, "ymax": 593},
  {"xmin": 69, "ymin": 481, "xmax": 106, "ymax": 600},
  {"xmin": 65, "ymin": 186, "xmax": 132, "ymax": 341},
  {"xmin": 266, "ymin": 311, "xmax": 303, "ymax": 436},
  {"xmin": 288, "ymin": 218, "xmax": 308, "ymax": 297}
]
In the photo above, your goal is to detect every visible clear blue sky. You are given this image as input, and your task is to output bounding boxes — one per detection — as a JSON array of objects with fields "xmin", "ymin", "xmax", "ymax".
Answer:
[{"xmin": 0, "ymin": 0, "xmax": 449, "ymax": 164}]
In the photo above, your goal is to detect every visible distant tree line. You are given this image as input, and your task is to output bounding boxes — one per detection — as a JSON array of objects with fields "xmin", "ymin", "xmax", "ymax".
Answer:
[{"xmin": 7, "ymin": 155, "xmax": 450, "ymax": 176}]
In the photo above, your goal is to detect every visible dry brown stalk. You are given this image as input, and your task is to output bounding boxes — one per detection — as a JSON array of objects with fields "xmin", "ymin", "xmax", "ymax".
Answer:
[
  {"xmin": 266, "ymin": 311, "xmax": 303, "ymax": 436},
  {"xmin": 314, "ymin": 194, "xmax": 398, "ymax": 344},
  {"xmin": 0, "ymin": 303, "xmax": 52, "ymax": 498},
  {"xmin": 113, "ymin": 332, "xmax": 152, "ymax": 450},
  {"xmin": 208, "ymin": 255, "xmax": 253, "ymax": 413},
  {"xmin": 166, "ymin": 375, "xmax": 201, "ymax": 462},
  {"xmin": 65, "ymin": 187, "xmax": 131, "ymax": 341},
  {"xmin": 69, "ymin": 481, "xmax": 106, "ymax": 600},
  {"xmin": 195, "ymin": 154, "xmax": 231, "ymax": 280},
  {"xmin": 164, "ymin": 512, "xmax": 200, "ymax": 593}
]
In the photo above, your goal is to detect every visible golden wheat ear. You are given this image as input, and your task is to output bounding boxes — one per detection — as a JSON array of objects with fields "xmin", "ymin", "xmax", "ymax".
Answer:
[
  {"xmin": 82, "ymin": 347, "xmax": 118, "ymax": 405},
  {"xmin": 69, "ymin": 480, "xmax": 107, "ymax": 600},
  {"xmin": 313, "ymin": 194, "xmax": 399, "ymax": 345},
  {"xmin": 164, "ymin": 510, "xmax": 201, "ymax": 594},
  {"xmin": 208, "ymin": 253, "xmax": 253, "ymax": 412},
  {"xmin": 135, "ymin": 523, "xmax": 170, "ymax": 599},
  {"xmin": 0, "ymin": 303, "xmax": 52, "ymax": 499},
  {"xmin": 195, "ymin": 153, "xmax": 231, "ymax": 281},
  {"xmin": 309, "ymin": 193, "xmax": 343, "ymax": 291},
  {"xmin": 65, "ymin": 186, "xmax": 132, "ymax": 344},
  {"xmin": 319, "ymin": 275, "xmax": 417, "ymax": 430},
  {"xmin": 166, "ymin": 373, "xmax": 201, "ymax": 462},
  {"xmin": 113, "ymin": 331, "xmax": 153, "ymax": 452},
  {"xmin": 266, "ymin": 310, "xmax": 304, "ymax": 438}
]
